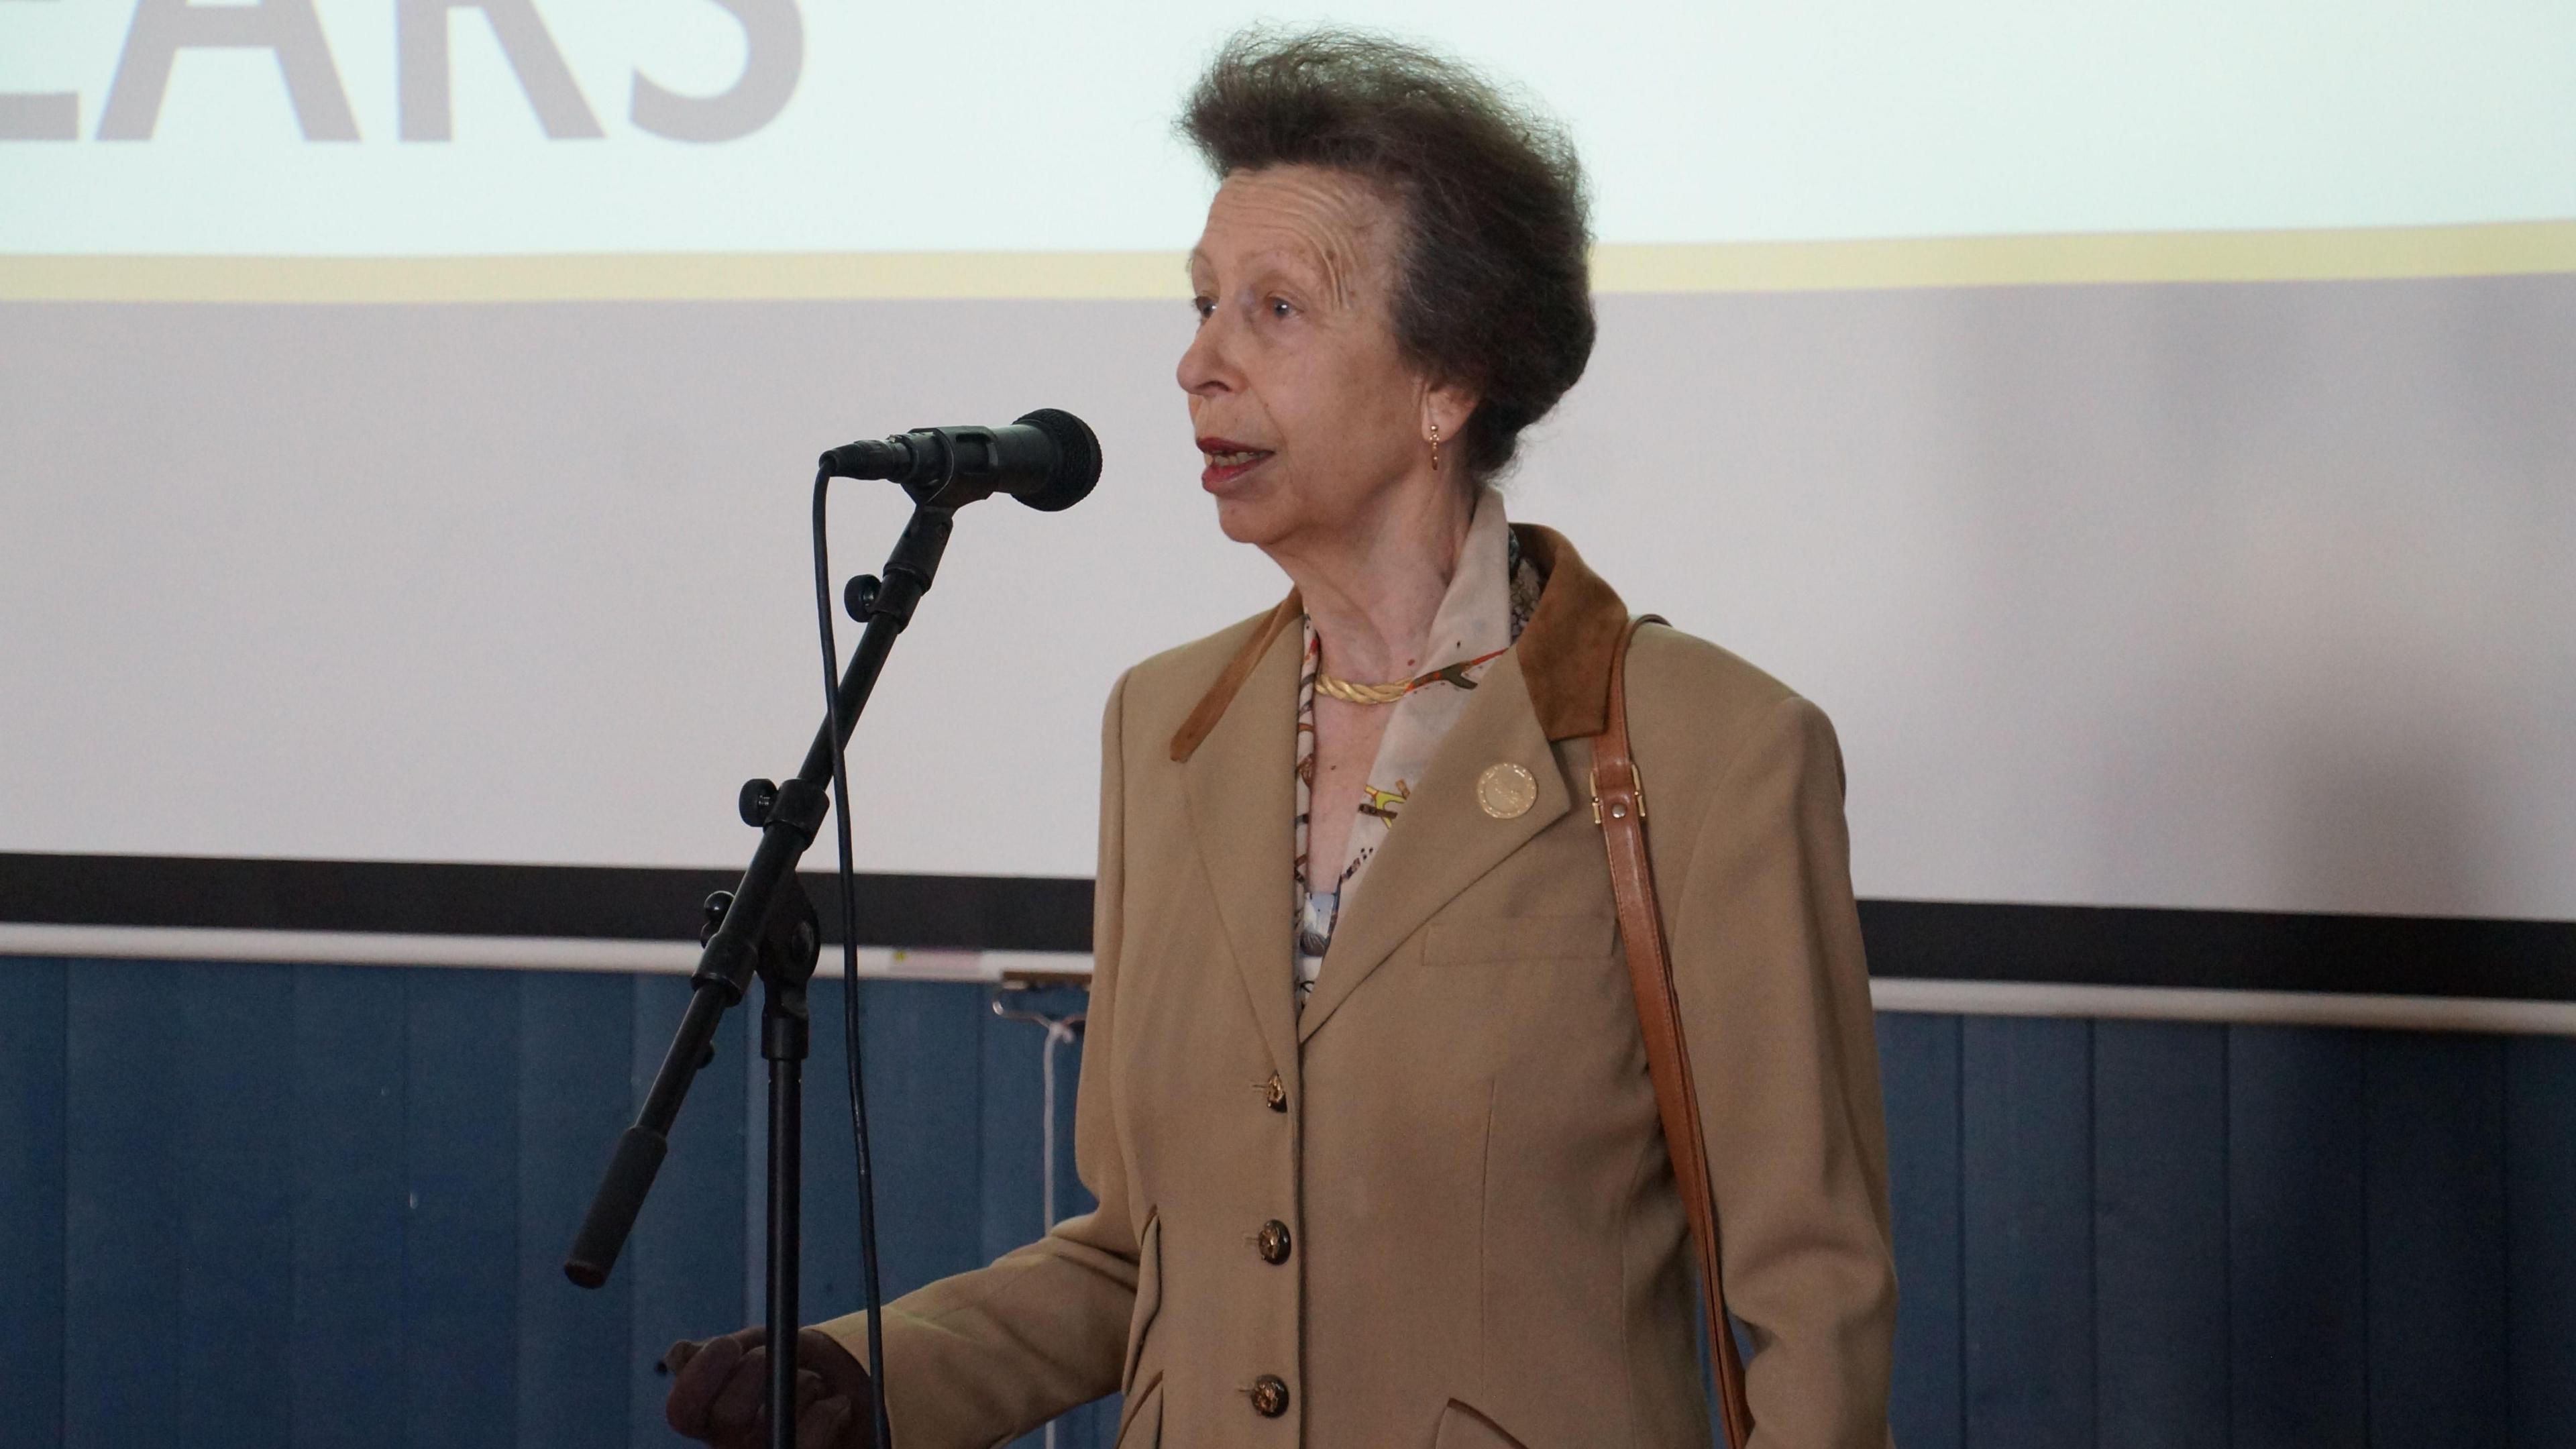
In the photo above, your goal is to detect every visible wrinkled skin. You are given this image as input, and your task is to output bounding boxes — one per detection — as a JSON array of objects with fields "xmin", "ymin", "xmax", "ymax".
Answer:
[
  {"xmin": 663, "ymin": 1327, "xmax": 874, "ymax": 1449},
  {"xmin": 1179, "ymin": 163, "xmax": 1481, "ymax": 886}
]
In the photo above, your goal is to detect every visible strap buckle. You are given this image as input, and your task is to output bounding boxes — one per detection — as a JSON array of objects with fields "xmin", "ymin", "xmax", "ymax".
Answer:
[{"xmin": 1586, "ymin": 761, "xmax": 1646, "ymax": 826}]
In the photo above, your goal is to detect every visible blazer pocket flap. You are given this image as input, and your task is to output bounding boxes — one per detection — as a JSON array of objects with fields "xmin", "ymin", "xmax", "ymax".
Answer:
[
  {"xmin": 1121, "ymin": 1214, "xmax": 1162, "ymax": 1393},
  {"xmin": 1426, "ymin": 914, "xmax": 1617, "ymax": 965},
  {"xmin": 1432, "ymin": 1399, "xmax": 1531, "ymax": 1449}
]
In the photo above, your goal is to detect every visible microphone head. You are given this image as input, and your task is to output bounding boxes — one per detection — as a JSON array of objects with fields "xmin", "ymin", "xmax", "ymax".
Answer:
[{"xmin": 1014, "ymin": 409, "xmax": 1101, "ymax": 512}]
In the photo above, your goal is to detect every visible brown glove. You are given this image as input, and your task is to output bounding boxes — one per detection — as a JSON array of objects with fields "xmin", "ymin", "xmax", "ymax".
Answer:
[{"xmin": 663, "ymin": 1326, "xmax": 875, "ymax": 1449}]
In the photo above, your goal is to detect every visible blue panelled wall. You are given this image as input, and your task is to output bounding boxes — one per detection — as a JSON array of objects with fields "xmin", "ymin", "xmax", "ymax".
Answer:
[{"xmin": 4, "ymin": 957, "xmax": 2573, "ymax": 1448}]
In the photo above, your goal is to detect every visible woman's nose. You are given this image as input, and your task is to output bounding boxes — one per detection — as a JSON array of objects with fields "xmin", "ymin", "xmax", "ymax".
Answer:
[{"xmin": 1176, "ymin": 312, "xmax": 1237, "ymax": 396}]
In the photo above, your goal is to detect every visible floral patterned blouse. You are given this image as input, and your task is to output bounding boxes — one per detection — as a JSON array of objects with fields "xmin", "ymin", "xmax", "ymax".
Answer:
[{"xmin": 1293, "ymin": 490, "xmax": 1544, "ymax": 1006}]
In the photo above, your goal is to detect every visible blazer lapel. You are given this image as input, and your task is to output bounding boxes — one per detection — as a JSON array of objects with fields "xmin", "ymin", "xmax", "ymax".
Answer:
[
  {"xmin": 1295, "ymin": 648, "xmax": 1571, "ymax": 1042},
  {"xmin": 1180, "ymin": 608, "xmax": 1305, "ymax": 1078},
  {"xmin": 1162, "ymin": 526, "xmax": 1631, "ymax": 1056}
]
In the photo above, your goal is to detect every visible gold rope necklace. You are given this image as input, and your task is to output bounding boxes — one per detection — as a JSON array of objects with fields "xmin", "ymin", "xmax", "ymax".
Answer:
[{"xmin": 1313, "ymin": 647, "xmax": 1509, "ymax": 705}]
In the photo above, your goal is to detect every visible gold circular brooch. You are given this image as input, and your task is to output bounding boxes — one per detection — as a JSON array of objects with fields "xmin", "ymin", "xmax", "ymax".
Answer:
[{"xmin": 1476, "ymin": 762, "xmax": 1538, "ymax": 819}]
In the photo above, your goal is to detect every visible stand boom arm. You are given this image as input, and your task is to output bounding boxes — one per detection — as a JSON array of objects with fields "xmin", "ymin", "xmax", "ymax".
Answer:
[{"xmin": 563, "ymin": 503, "xmax": 954, "ymax": 1291}]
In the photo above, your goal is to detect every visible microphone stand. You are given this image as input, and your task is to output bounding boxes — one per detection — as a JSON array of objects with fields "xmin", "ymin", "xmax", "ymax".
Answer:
[{"xmin": 565, "ymin": 499, "xmax": 958, "ymax": 1449}]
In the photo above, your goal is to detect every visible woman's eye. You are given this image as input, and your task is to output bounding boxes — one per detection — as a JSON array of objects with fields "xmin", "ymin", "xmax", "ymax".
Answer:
[
  {"xmin": 1268, "ymin": 298, "xmax": 1295, "ymax": 319},
  {"xmin": 1191, "ymin": 297, "xmax": 1214, "ymax": 321}
]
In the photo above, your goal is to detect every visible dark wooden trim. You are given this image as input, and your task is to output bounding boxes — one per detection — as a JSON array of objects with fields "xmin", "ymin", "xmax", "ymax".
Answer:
[{"xmin": 4, "ymin": 853, "xmax": 2570, "ymax": 1001}]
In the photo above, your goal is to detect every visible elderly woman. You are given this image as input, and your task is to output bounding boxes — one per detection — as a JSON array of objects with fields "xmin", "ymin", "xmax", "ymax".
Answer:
[{"xmin": 669, "ymin": 28, "xmax": 1894, "ymax": 1449}]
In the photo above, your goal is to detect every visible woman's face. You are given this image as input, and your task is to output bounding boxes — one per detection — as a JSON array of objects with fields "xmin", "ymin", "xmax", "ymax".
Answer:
[{"xmin": 1179, "ymin": 165, "xmax": 1466, "ymax": 552}]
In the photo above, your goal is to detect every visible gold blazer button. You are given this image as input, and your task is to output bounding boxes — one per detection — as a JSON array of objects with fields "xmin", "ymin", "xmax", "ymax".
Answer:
[{"xmin": 1476, "ymin": 762, "xmax": 1538, "ymax": 819}]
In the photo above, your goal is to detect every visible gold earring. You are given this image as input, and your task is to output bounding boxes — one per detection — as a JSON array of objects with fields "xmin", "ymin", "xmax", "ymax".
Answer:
[{"xmin": 1428, "ymin": 421, "xmax": 1442, "ymax": 472}]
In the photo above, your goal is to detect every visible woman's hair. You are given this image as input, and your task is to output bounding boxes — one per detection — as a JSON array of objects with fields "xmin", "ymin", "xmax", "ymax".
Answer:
[{"xmin": 1180, "ymin": 28, "xmax": 1595, "ymax": 482}]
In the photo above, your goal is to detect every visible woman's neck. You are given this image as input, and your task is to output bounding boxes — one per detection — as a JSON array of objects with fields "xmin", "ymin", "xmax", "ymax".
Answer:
[{"xmin": 1265, "ymin": 475, "xmax": 1477, "ymax": 684}]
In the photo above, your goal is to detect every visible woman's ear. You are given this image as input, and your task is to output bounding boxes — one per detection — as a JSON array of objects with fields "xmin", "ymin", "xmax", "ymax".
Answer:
[{"xmin": 1420, "ymin": 382, "xmax": 1480, "ymax": 460}]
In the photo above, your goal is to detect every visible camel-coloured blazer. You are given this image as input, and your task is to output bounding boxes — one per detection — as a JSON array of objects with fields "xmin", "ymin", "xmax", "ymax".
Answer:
[{"xmin": 822, "ymin": 525, "xmax": 1897, "ymax": 1447}]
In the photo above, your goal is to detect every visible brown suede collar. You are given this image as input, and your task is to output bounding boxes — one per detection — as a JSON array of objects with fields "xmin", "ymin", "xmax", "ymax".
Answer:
[{"xmin": 1168, "ymin": 523, "xmax": 1630, "ymax": 762}]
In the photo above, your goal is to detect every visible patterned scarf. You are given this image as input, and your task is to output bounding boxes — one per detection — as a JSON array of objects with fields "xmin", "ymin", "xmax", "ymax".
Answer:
[{"xmin": 1292, "ymin": 492, "xmax": 1546, "ymax": 1006}]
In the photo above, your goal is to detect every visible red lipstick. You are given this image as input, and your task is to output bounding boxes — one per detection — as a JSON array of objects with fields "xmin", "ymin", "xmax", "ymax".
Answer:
[{"xmin": 1196, "ymin": 435, "xmax": 1274, "ymax": 488}]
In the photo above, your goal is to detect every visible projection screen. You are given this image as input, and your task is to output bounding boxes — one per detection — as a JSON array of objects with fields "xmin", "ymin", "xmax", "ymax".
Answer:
[{"xmin": 5, "ymin": 1, "xmax": 2573, "ymax": 1009}]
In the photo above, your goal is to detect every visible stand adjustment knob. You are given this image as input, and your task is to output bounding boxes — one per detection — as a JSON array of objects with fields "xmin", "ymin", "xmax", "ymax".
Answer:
[
  {"xmin": 844, "ymin": 574, "xmax": 881, "ymax": 622},
  {"xmin": 739, "ymin": 779, "xmax": 779, "ymax": 827},
  {"xmin": 700, "ymin": 891, "xmax": 735, "ymax": 945}
]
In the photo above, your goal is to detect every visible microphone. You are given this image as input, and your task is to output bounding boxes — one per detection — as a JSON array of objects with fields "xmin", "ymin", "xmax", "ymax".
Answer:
[{"xmin": 821, "ymin": 408, "xmax": 1101, "ymax": 512}]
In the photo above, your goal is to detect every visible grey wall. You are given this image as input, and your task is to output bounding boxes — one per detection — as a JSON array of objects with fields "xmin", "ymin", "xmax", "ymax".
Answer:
[{"xmin": 5, "ymin": 275, "xmax": 2571, "ymax": 923}]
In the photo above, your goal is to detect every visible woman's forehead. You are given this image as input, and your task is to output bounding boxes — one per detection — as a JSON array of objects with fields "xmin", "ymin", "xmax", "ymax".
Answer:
[{"xmin": 1193, "ymin": 166, "xmax": 1397, "ymax": 297}]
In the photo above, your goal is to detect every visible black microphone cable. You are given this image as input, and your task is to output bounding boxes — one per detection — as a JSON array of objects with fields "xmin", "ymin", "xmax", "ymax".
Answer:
[
  {"xmin": 811, "ymin": 466, "xmax": 896, "ymax": 1449},
  {"xmin": 799, "ymin": 407, "xmax": 1089, "ymax": 1447}
]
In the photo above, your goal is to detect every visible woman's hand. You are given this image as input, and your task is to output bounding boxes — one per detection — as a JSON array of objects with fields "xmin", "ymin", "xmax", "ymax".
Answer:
[{"xmin": 663, "ymin": 1326, "xmax": 875, "ymax": 1449}]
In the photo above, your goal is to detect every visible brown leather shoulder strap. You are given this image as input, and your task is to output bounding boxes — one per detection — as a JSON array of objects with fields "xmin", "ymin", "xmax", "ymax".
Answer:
[{"xmin": 1594, "ymin": 616, "xmax": 1754, "ymax": 1449}]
